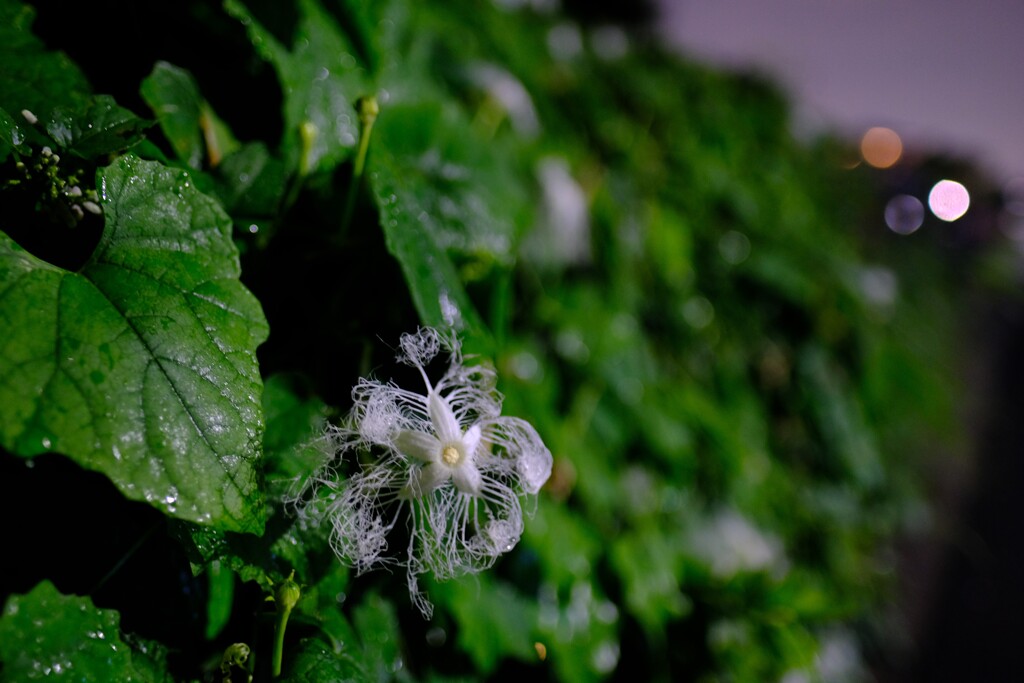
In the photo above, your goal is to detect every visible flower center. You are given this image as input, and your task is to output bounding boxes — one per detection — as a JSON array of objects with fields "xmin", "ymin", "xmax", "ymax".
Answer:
[{"xmin": 441, "ymin": 444, "xmax": 461, "ymax": 466}]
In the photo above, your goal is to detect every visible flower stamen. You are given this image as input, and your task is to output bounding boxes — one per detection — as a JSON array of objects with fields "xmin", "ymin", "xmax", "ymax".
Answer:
[{"xmin": 442, "ymin": 445, "xmax": 461, "ymax": 466}]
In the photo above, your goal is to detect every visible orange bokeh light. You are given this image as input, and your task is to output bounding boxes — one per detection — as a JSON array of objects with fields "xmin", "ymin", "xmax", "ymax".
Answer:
[{"xmin": 860, "ymin": 127, "xmax": 903, "ymax": 169}]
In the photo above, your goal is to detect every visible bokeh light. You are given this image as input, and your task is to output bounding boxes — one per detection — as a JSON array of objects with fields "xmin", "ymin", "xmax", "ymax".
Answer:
[
  {"xmin": 884, "ymin": 194, "xmax": 925, "ymax": 234},
  {"xmin": 860, "ymin": 127, "xmax": 903, "ymax": 169},
  {"xmin": 591, "ymin": 25, "xmax": 629, "ymax": 60},
  {"xmin": 547, "ymin": 22, "xmax": 583, "ymax": 60},
  {"xmin": 718, "ymin": 230, "xmax": 751, "ymax": 264},
  {"xmin": 928, "ymin": 180, "xmax": 970, "ymax": 221}
]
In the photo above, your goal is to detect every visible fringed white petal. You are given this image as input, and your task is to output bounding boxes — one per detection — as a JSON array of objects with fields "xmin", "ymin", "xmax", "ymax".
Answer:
[
  {"xmin": 462, "ymin": 424, "xmax": 482, "ymax": 458},
  {"xmin": 428, "ymin": 390, "xmax": 462, "ymax": 445},
  {"xmin": 404, "ymin": 462, "xmax": 450, "ymax": 498},
  {"xmin": 452, "ymin": 461, "xmax": 483, "ymax": 496},
  {"xmin": 395, "ymin": 429, "xmax": 441, "ymax": 462}
]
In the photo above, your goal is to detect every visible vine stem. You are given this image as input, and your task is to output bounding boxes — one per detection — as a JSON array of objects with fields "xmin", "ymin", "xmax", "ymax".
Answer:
[{"xmin": 340, "ymin": 95, "xmax": 380, "ymax": 237}]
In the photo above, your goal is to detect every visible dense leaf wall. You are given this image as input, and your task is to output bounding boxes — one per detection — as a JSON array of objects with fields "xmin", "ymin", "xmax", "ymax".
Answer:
[{"xmin": 0, "ymin": 0, "xmax": 960, "ymax": 681}]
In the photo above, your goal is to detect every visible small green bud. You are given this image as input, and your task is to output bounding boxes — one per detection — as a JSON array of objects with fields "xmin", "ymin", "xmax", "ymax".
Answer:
[
  {"xmin": 275, "ymin": 570, "xmax": 301, "ymax": 613},
  {"xmin": 219, "ymin": 642, "xmax": 252, "ymax": 683},
  {"xmin": 221, "ymin": 642, "xmax": 251, "ymax": 669},
  {"xmin": 357, "ymin": 95, "xmax": 379, "ymax": 127}
]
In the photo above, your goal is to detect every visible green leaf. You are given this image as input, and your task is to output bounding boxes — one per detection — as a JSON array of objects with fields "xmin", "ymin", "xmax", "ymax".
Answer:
[
  {"xmin": 372, "ymin": 154, "xmax": 485, "ymax": 334},
  {"xmin": 610, "ymin": 527, "xmax": 689, "ymax": 634},
  {"xmin": 799, "ymin": 344, "xmax": 883, "ymax": 489},
  {"xmin": 172, "ymin": 375, "xmax": 329, "ymax": 589},
  {"xmin": 351, "ymin": 593, "xmax": 403, "ymax": 682},
  {"xmin": 524, "ymin": 502, "xmax": 604, "ymax": 587},
  {"xmin": 293, "ymin": 564, "xmax": 354, "ymax": 652},
  {"xmin": 280, "ymin": 638, "xmax": 367, "ymax": 683},
  {"xmin": 367, "ymin": 113, "xmax": 496, "ymax": 338},
  {"xmin": 44, "ymin": 95, "xmax": 150, "ymax": 159},
  {"xmin": 371, "ymin": 100, "xmax": 526, "ymax": 265},
  {"xmin": 0, "ymin": 580, "xmax": 172, "ymax": 682},
  {"xmin": 0, "ymin": 5, "xmax": 147, "ymax": 160},
  {"xmin": 0, "ymin": 154, "xmax": 269, "ymax": 532},
  {"xmin": 225, "ymin": 0, "xmax": 364, "ymax": 175},
  {"xmin": 437, "ymin": 575, "xmax": 538, "ymax": 673},
  {"xmin": 213, "ymin": 143, "xmax": 287, "ymax": 220},
  {"xmin": 174, "ymin": 520, "xmax": 292, "ymax": 592},
  {"xmin": 140, "ymin": 61, "xmax": 239, "ymax": 170},
  {"xmin": 205, "ymin": 560, "xmax": 235, "ymax": 640},
  {"xmin": 140, "ymin": 61, "xmax": 206, "ymax": 169},
  {"xmin": 0, "ymin": 2, "xmax": 92, "ymax": 118},
  {"xmin": 0, "ymin": 106, "xmax": 26, "ymax": 160},
  {"xmin": 262, "ymin": 373, "xmax": 328, "ymax": 485}
]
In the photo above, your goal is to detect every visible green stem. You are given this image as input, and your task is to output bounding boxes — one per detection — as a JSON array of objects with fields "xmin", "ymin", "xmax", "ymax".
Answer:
[
  {"xmin": 89, "ymin": 522, "xmax": 160, "ymax": 594},
  {"xmin": 340, "ymin": 95, "xmax": 379, "ymax": 237},
  {"xmin": 271, "ymin": 571, "xmax": 301, "ymax": 678},
  {"xmin": 271, "ymin": 608, "xmax": 290, "ymax": 678},
  {"xmin": 279, "ymin": 121, "xmax": 319, "ymax": 213}
]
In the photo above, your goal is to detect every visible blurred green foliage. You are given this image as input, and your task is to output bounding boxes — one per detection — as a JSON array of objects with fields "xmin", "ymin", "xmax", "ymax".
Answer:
[{"xmin": 0, "ymin": 0, "xmax": 964, "ymax": 681}]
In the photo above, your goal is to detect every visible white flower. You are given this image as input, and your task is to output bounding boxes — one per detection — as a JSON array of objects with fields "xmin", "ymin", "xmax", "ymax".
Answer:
[
  {"xmin": 302, "ymin": 328, "xmax": 553, "ymax": 617},
  {"xmin": 689, "ymin": 508, "xmax": 787, "ymax": 578}
]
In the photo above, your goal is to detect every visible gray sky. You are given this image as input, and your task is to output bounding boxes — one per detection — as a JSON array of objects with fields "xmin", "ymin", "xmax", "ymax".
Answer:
[{"xmin": 657, "ymin": 0, "xmax": 1024, "ymax": 184}]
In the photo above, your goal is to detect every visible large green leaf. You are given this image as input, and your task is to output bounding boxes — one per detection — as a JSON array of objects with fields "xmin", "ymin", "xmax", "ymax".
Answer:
[
  {"xmin": 365, "ymin": 96, "xmax": 533, "ymax": 343},
  {"xmin": 0, "ymin": 581, "xmax": 172, "ymax": 682},
  {"xmin": 372, "ymin": 100, "xmax": 525, "ymax": 264},
  {"xmin": 369, "ymin": 143, "xmax": 485, "ymax": 337},
  {"xmin": 0, "ymin": 154, "xmax": 269, "ymax": 532}
]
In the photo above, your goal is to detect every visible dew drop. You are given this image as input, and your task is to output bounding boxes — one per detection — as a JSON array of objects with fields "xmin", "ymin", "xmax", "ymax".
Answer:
[{"xmin": 426, "ymin": 626, "xmax": 446, "ymax": 646}]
